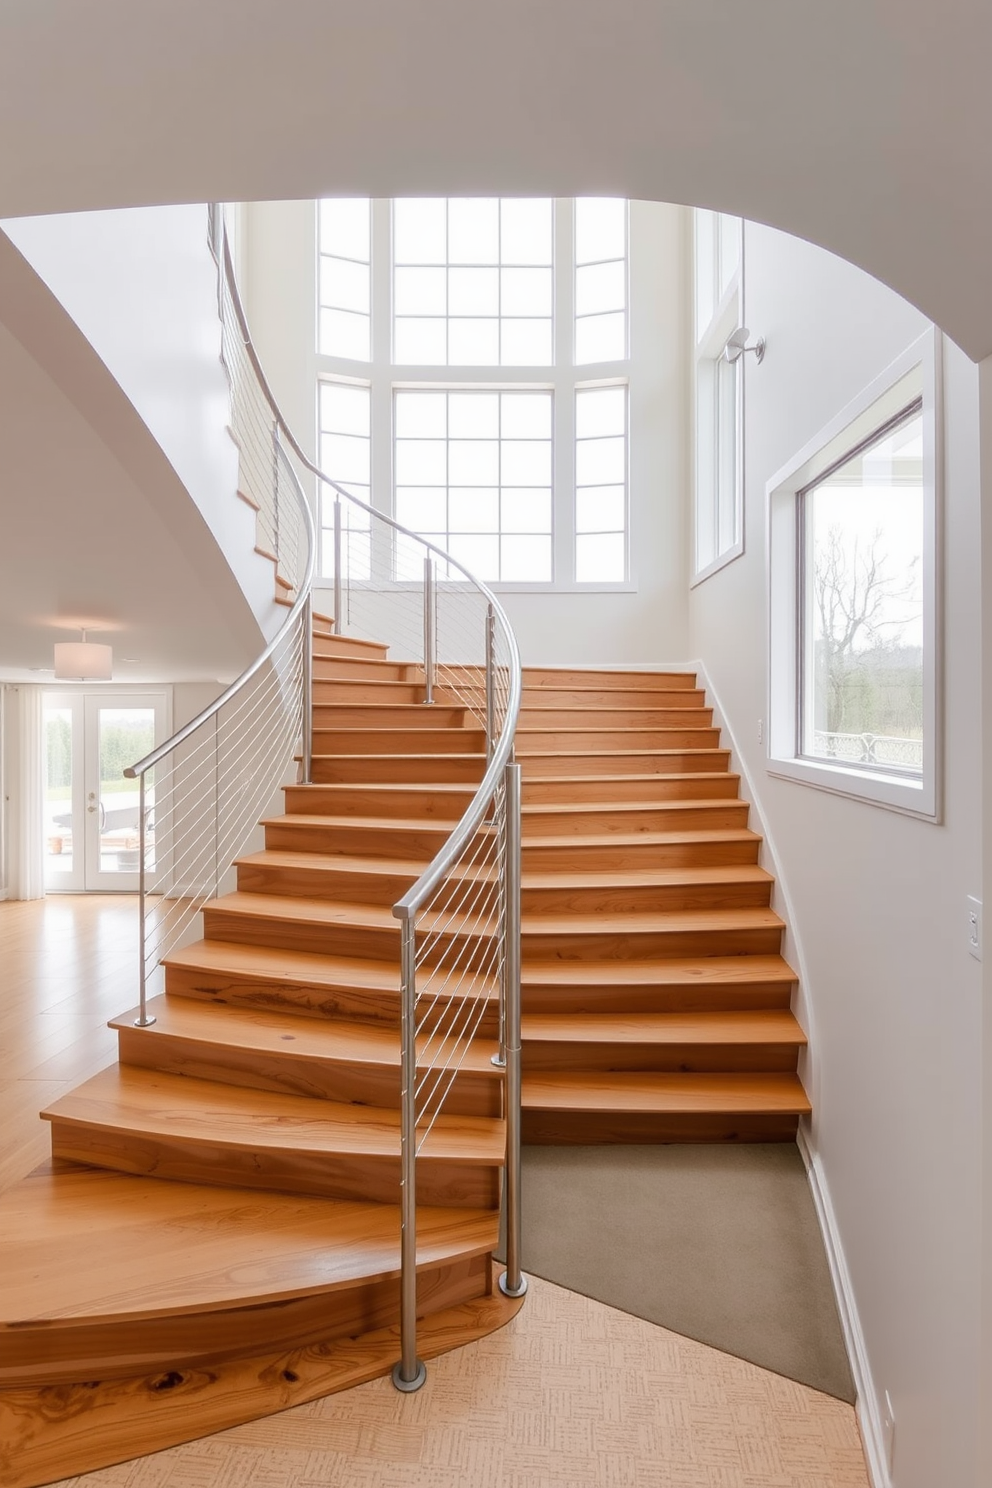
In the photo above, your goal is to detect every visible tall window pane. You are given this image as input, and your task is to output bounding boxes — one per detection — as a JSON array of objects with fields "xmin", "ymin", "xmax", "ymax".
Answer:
[
  {"xmin": 319, "ymin": 381, "xmax": 372, "ymax": 580},
  {"xmin": 575, "ymin": 386, "xmax": 627, "ymax": 581},
  {"xmin": 802, "ymin": 406, "xmax": 925, "ymax": 774},
  {"xmin": 575, "ymin": 199, "xmax": 627, "ymax": 365},
  {"xmin": 393, "ymin": 199, "xmax": 554, "ymax": 367},
  {"xmin": 394, "ymin": 390, "xmax": 553, "ymax": 580},
  {"xmin": 318, "ymin": 199, "xmax": 371, "ymax": 361}
]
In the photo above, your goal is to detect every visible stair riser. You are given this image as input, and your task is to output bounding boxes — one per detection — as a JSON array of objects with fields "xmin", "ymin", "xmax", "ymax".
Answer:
[
  {"xmin": 203, "ymin": 909, "xmax": 404, "ymax": 963},
  {"xmin": 313, "ymin": 729, "xmax": 487, "ymax": 756},
  {"xmin": 521, "ymin": 690, "xmax": 711, "ymax": 712},
  {"xmin": 284, "ymin": 785, "xmax": 475, "ymax": 820},
  {"xmin": 312, "ymin": 635, "xmax": 389, "ymax": 660},
  {"xmin": 522, "ymin": 838, "xmax": 761, "ymax": 870},
  {"xmin": 48, "ymin": 1125, "xmax": 502, "ymax": 1209},
  {"xmin": 522, "ymin": 776, "xmax": 740, "ymax": 804},
  {"xmin": 117, "ymin": 1028, "xmax": 501, "ymax": 1117},
  {"xmin": 165, "ymin": 968, "xmax": 500, "ymax": 1035},
  {"xmin": 519, "ymin": 709, "xmax": 716, "ymax": 729},
  {"xmin": 0, "ymin": 1253, "xmax": 490, "ymax": 1387},
  {"xmin": 522, "ymin": 669, "xmax": 697, "ymax": 690},
  {"xmin": 311, "ymin": 755, "xmax": 487, "ymax": 785},
  {"xmin": 521, "ymin": 1112, "xmax": 800, "ymax": 1143},
  {"xmin": 313, "ymin": 705, "xmax": 470, "ymax": 729},
  {"xmin": 516, "ymin": 729, "xmax": 721, "ymax": 750},
  {"xmin": 521, "ymin": 983, "xmax": 795, "ymax": 1015},
  {"xmin": 520, "ymin": 882, "xmax": 773, "ymax": 914},
  {"xmin": 265, "ymin": 820, "xmax": 459, "ymax": 859},
  {"xmin": 521, "ymin": 1043, "xmax": 802, "ymax": 1074},
  {"xmin": 522, "ymin": 926, "xmax": 783, "ymax": 960},
  {"xmin": 313, "ymin": 681, "xmax": 427, "ymax": 705},
  {"xmin": 313, "ymin": 658, "xmax": 419, "ymax": 683},
  {"xmin": 522, "ymin": 804, "xmax": 750, "ymax": 835},
  {"xmin": 237, "ymin": 862, "xmax": 421, "ymax": 907},
  {"xmin": 519, "ymin": 752, "xmax": 731, "ymax": 777}
]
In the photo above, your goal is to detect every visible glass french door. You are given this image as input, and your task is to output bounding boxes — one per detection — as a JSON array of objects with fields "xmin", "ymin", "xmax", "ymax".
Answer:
[{"xmin": 43, "ymin": 694, "xmax": 167, "ymax": 892}]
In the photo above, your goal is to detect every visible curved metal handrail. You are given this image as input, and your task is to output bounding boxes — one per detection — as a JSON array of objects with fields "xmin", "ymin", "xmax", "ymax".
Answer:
[{"xmin": 209, "ymin": 229, "xmax": 523, "ymax": 921}]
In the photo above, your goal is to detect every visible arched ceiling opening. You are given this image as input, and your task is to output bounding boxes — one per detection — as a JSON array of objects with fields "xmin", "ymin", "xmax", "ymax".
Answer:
[{"xmin": 1, "ymin": 0, "xmax": 990, "ymax": 360}]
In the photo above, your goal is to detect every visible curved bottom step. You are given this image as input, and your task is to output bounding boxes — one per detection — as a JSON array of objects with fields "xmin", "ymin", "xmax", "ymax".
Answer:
[{"xmin": 0, "ymin": 1288, "xmax": 524, "ymax": 1488}]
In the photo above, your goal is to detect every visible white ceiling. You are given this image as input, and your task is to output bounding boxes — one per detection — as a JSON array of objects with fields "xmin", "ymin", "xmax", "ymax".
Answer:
[
  {"xmin": 0, "ymin": 233, "xmax": 260, "ymax": 684},
  {"xmin": 0, "ymin": 1, "xmax": 990, "ymax": 359}
]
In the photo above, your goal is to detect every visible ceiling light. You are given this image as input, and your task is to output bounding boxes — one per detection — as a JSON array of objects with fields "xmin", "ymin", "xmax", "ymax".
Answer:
[{"xmin": 53, "ymin": 629, "xmax": 113, "ymax": 681}]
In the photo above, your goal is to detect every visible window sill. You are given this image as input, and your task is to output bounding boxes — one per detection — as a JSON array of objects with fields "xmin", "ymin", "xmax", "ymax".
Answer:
[{"xmin": 767, "ymin": 753, "xmax": 939, "ymax": 822}]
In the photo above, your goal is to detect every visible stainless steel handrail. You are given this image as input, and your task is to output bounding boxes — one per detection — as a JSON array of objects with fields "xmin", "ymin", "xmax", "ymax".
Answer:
[{"xmin": 126, "ymin": 209, "xmax": 525, "ymax": 1391}]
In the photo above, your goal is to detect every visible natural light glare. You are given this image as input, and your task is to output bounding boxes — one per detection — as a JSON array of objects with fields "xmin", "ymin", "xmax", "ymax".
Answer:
[
  {"xmin": 574, "ymin": 386, "xmax": 627, "ymax": 581},
  {"xmin": 804, "ymin": 408, "xmax": 924, "ymax": 772},
  {"xmin": 393, "ymin": 389, "xmax": 553, "ymax": 580},
  {"xmin": 393, "ymin": 198, "xmax": 554, "ymax": 367},
  {"xmin": 319, "ymin": 199, "xmax": 372, "ymax": 361}
]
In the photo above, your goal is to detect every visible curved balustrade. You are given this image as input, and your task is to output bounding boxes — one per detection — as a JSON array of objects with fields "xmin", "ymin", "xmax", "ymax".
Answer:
[{"xmin": 125, "ymin": 206, "xmax": 524, "ymax": 1389}]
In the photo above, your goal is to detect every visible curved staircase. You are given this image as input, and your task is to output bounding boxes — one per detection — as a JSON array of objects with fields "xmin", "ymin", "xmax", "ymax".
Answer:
[{"xmin": 0, "ymin": 626, "xmax": 809, "ymax": 1488}]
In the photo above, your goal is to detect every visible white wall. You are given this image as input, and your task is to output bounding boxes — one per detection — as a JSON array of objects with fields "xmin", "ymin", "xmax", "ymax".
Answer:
[
  {"xmin": 2, "ymin": 206, "xmax": 280, "ymax": 635},
  {"xmin": 690, "ymin": 226, "xmax": 983, "ymax": 1488},
  {"xmin": 242, "ymin": 198, "xmax": 689, "ymax": 664}
]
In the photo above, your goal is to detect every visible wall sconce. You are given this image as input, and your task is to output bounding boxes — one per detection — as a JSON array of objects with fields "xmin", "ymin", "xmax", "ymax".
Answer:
[
  {"xmin": 723, "ymin": 327, "xmax": 765, "ymax": 365},
  {"xmin": 53, "ymin": 629, "xmax": 113, "ymax": 681}
]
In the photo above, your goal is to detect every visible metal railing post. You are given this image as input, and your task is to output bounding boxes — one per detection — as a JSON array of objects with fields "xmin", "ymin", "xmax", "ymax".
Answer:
[
  {"xmin": 499, "ymin": 762, "xmax": 527, "ymax": 1299},
  {"xmin": 485, "ymin": 602, "xmax": 496, "ymax": 760},
  {"xmin": 392, "ymin": 915, "xmax": 427, "ymax": 1393},
  {"xmin": 423, "ymin": 555, "xmax": 435, "ymax": 704},
  {"xmin": 333, "ymin": 495, "xmax": 343, "ymax": 635},
  {"xmin": 302, "ymin": 594, "xmax": 313, "ymax": 786},
  {"xmin": 272, "ymin": 421, "xmax": 281, "ymax": 570},
  {"xmin": 133, "ymin": 772, "xmax": 155, "ymax": 1028}
]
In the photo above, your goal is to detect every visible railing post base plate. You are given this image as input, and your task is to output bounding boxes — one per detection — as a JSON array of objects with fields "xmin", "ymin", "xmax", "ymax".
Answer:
[
  {"xmin": 498, "ymin": 1271, "xmax": 529, "ymax": 1300},
  {"xmin": 391, "ymin": 1359, "xmax": 427, "ymax": 1393},
  {"xmin": 132, "ymin": 1015, "xmax": 157, "ymax": 1028}
]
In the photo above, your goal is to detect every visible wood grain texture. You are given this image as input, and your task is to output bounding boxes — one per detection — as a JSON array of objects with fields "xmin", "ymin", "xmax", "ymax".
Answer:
[{"xmin": 0, "ymin": 1288, "xmax": 523, "ymax": 1488}]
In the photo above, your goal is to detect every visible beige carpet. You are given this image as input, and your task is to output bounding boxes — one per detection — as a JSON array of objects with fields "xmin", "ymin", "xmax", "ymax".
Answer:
[
  {"xmin": 516, "ymin": 1144, "xmax": 855, "ymax": 1403},
  {"xmin": 51, "ymin": 1276, "xmax": 869, "ymax": 1488}
]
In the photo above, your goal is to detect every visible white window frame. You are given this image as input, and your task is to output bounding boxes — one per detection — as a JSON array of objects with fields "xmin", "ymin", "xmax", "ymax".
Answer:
[
  {"xmin": 692, "ymin": 212, "xmax": 744, "ymax": 585},
  {"xmin": 314, "ymin": 198, "xmax": 635, "ymax": 593},
  {"xmin": 766, "ymin": 327, "xmax": 942, "ymax": 819}
]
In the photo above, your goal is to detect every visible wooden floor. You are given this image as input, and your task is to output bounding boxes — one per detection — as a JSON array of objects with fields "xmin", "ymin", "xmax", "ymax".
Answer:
[
  {"xmin": 43, "ymin": 1275, "xmax": 869, "ymax": 1488},
  {"xmin": 1, "ymin": 897, "xmax": 866, "ymax": 1488}
]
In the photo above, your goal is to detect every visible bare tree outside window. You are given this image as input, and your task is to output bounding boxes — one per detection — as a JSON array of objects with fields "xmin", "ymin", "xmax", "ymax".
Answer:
[{"xmin": 804, "ymin": 408, "xmax": 924, "ymax": 772}]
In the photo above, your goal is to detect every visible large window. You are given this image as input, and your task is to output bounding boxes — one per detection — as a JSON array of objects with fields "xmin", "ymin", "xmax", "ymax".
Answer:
[
  {"xmin": 692, "ymin": 210, "xmax": 743, "ymax": 582},
  {"xmin": 315, "ymin": 197, "xmax": 631, "ymax": 588},
  {"xmin": 768, "ymin": 330, "xmax": 940, "ymax": 818}
]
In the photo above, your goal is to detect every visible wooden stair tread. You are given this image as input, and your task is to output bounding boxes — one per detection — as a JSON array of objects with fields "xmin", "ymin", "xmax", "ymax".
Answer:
[
  {"xmin": 521, "ymin": 1071, "xmax": 811, "ymax": 1115},
  {"xmin": 522, "ymin": 798, "xmax": 742, "ymax": 817},
  {"xmin": 263, "ymin": 812, "xmax": 464, "ymax": 833},
  {"xmin": 518, "ymin": 865, "xmax": 773, "ymax": 890},
  {"xmin": 164, "ymin": 940, "xmax": 410, "ymax": 992},
  {"xmin": 521, "ymin": 1010, "xmax": 806, "ymax": 1045},
  {"xmin": 522, "ymin": 954, "xmax": 797, "ymax": 986},
  {"xmin": 237, "ymin": 848, "xmax": 429, "ymax": 878},
  {"xmin": 209, "ymin": 891, "xmax": 782, "ymax": 938},
  {"xmin": 0, "ymin": 1165, "xmax": 497, "ymax": 1326},
  {"xmin": 42, "ymin": 1066, "xmax": 505, "ymax": 1162},
  {"xmin": 520, "ymin": 906, "xmax": 784, "ymax": 934},
  {"xmin": 112, "ymin": 996, "xmax": 500, "ymax": 1074},
  {"xmin": 524, "ymin": 828, "xmax": 761, "ymax": 849}
]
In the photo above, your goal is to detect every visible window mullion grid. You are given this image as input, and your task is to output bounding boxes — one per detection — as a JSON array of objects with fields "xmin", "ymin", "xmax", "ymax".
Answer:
[{"xmin": 554, "ymin": 197, "xmax": 573, "ymax": 585}]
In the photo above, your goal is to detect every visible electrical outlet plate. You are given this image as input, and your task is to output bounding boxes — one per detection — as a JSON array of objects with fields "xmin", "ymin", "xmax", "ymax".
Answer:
[{"xmin": 967, "ymin": 895, "xmax": 982, "ymax": 961}]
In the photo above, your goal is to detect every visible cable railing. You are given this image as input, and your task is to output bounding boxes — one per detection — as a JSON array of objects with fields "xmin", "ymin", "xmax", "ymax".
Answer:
[{"xmin": 124, "ymin": 206, "xmax": 525, "ymax": 1392}]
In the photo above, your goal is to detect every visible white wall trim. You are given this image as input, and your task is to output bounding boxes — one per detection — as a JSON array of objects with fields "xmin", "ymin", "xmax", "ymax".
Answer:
[
  {"xmin": 796, "ymin": 1126, "xmax": 889, "ymax": 1488},
  {"xmin": 696, "ymin": 657, "xmax": 885, "ymax": 1487}
]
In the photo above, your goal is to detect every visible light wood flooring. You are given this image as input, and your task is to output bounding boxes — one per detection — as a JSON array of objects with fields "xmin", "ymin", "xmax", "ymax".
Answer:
[
  {"xmin": 1, "ymin": 896, "xmax": 866, "ymax": 1488},
  {"xmin": 43, "ymin": 1275, "xmax": 869, "ymax": 1488}
]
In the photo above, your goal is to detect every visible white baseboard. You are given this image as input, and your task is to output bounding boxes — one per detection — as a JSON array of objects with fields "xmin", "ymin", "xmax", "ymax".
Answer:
[
  {"xmin": 696, "ymin": 659, "xmax": 887, "ymax": 1488},
  {"xmin": 797, "ymin": 1126, "xmax": 889, "ymax": 1488}
]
